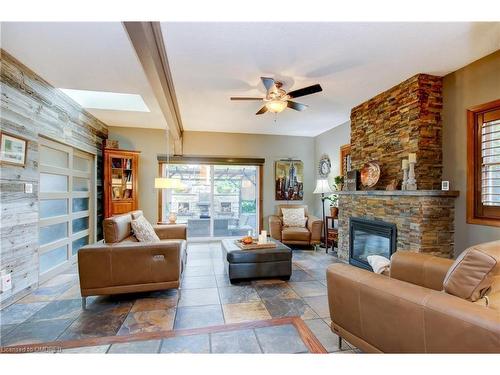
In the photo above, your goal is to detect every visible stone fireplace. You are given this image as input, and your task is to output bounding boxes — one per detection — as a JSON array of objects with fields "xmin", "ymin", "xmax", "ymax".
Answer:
[
  {"xmin": 349, "ymin": 217, "xmax": 397, "ymax": 270},
  {"xmin": 337, "ymin": 190, "xmax": 459, "ymax": 261},
  {"xmin": 337, "ymin": 73, "xmax": 459, "ymax": 261},
  {"xmin": 350, "ymin": 73, "xmax": 443, "ymax": 190}
]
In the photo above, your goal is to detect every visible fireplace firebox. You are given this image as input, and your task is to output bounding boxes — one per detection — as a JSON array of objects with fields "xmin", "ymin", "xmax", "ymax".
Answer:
[{"xmin": 349, "ymin": 217, "xmax": 397, "ymax": 270}]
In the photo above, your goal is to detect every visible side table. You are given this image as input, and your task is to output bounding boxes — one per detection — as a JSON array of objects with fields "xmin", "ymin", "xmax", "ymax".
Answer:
[{"xmin": 326, "ymin": 216, "xmax": 338, "ymax": 252}]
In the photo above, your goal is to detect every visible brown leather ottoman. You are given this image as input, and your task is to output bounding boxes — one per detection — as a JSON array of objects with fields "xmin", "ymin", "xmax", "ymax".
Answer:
[{"xmin": 221, "ymin": 239, "xmax": 292, "ymax": 283}]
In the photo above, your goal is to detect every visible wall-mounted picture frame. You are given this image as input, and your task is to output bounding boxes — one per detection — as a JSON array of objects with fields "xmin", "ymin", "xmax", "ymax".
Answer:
[
  {"xmin": 275, "ymin": 160, "xmax": 304, "ymax": 201},
  {"xmin": 0, "ymin": 132, "xmax": 28, "ymax": 167}
]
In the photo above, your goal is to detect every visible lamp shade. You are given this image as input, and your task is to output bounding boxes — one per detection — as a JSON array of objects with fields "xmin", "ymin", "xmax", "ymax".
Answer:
[
  {"xmin": 313, "ymin": 179, "xmax": 333, "ymax": 194},
  {"xmin": 154, "ymin": 177, "xmax": 183, "ymax": 189}
]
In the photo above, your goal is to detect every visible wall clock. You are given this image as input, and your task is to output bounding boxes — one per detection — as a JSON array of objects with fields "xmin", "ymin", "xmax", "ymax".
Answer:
[{"xmin": 318, "ymin": 154, "xmax": 331, "ymax": 177}]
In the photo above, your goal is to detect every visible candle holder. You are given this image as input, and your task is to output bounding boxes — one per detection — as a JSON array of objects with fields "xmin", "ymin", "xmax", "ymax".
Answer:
[
  {"xmin": 407, "ymin": 161, "xmax": 417, "ymax": 190},
  {"xmin": 402, "ymin": 164, "xmax": 409, "ymax": 191}
]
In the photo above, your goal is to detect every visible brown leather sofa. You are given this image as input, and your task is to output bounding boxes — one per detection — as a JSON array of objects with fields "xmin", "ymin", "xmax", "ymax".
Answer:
[
  {"xmin": 78, "ymin": 210, "xmax": 187, "ymax": 307},
  {"xmin": 327, "ymin": 241, "xmax": 500, "ymax": 353},
  {"xmin": 269, "ymin": 204, "xmax": 323, "ymax": 247}
]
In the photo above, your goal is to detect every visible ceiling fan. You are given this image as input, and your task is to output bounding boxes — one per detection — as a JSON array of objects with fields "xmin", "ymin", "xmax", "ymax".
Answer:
[{"xmin": 230, "ymin": 77, "xmax": 323, "ymax": 115}]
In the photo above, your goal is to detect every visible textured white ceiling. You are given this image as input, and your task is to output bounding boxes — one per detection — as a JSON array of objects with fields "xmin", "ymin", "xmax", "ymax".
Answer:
[
  {"xmin": 2, "ymin": 22, "xmax": 499, "ymax": 136},
  {"xmin": 162, "ymin": 22, "xmax": 500, "ymax": 136},
  {"xmin": 1, "ymin": 22, "xmax": 168, "ymax": 129}
]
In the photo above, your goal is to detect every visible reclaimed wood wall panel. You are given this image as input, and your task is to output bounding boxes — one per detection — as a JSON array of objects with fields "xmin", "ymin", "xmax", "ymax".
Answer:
[{"xmin": 0, "ymin": 49, "xmax": 108, "ymax": 304}]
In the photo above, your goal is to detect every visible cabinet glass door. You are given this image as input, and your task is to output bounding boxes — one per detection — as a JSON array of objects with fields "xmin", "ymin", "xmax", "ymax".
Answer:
[
  {"xmin": 123, "ymin": 157, "xmax": 133, "ymax": 199},
  {"xmin": 111, "ymin": 157, "xmax": 133, "ymax": 200}
]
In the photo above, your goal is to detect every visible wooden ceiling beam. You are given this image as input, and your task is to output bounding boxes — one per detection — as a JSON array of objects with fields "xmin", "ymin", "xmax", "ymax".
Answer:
[{"xmin": 123, "ymin": 22, "xmax": 183, "ymax": 155}]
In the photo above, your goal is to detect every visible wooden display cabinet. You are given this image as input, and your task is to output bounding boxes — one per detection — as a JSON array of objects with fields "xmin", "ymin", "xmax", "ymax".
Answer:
[{"xmin": 104, "ymin": 148, "xmax": 140, "ymax": 218}]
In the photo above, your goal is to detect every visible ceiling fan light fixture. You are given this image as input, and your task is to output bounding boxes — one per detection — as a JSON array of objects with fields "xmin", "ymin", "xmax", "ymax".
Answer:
[{"xmin": 266, "ymin": 99, "xmax": 287, "ymax": 113}]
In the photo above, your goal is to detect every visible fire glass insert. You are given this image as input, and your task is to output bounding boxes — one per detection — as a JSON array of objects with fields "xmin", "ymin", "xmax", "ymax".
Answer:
[{"xmin": 349, "ymin": 217, "xmax": 397, "ymax": 270}]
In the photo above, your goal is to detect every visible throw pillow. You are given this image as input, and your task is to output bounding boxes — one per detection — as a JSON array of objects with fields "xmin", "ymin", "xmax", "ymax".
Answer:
[
  {"xmin": 282, "ymin": 207, "xmax": 307, "ymax": 227},
  {"xmin": 367, "ymin": 255, "xmax": 391, "ymax": 274},
  {"xmin": 443, "ymin": 241, "xmax": 500, "ymax": 301},
  {"xmin": 131, "ymin": 215, "xmax": 160, "ymax": 243}
]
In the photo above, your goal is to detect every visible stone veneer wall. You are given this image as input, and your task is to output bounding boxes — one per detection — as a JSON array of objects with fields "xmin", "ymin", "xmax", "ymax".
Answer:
[
  {"xmin": 350, "ymin": 74, "xmax": 443, "ymax": 189},
  {"xmin": 337, "ymin": 193, "xmax": 457, "ymax": 260}
]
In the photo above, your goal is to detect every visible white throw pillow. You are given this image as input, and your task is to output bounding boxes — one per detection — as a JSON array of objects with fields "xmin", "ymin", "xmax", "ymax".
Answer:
[
  {"xmin": 282, "ymin": 207, "xmax": 307, "ymax": 227},
  {"xmin": 131, "ymin": 215, "xmax": 160, "ymax": 242}
]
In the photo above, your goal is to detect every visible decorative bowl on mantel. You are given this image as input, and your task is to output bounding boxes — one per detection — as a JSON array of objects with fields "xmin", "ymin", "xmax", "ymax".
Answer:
[{"xmin": 360, "ymin": 161, "xmax": 381, "ymax": 188}]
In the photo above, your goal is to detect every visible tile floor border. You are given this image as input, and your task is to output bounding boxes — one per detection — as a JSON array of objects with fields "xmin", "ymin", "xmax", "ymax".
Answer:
[{"xmin": 0, "ymin": 316, "xmax": 327, "ymax": 354}]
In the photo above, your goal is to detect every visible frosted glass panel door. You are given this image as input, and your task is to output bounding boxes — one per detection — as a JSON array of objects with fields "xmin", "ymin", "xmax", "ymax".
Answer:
[{"xmin": 38, "ymin": 138, "xmax": 94, "ymax": 281}]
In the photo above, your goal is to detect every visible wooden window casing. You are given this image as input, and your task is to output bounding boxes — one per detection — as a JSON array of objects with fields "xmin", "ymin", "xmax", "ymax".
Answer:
[{"xmin": 467, "ymin": 99, "xmax": 500, "ymax": 227}]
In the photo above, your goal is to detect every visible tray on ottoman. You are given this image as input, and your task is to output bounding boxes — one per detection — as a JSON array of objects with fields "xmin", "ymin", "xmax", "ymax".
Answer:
[
  {"xmin": 234, "ymin": 239, "xmax": 278, "ymax": 250},
  {"xmin": 222, "ymin": 238, "xmax": 292, "ymax": 283}
]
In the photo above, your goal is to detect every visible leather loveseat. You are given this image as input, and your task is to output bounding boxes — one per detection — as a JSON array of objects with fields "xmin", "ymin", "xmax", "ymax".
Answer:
[
  {"xmin": 269, "ymin": 204, "xmax": 323, "ymax": 247},
  {"xmin": 326, "ymin": 241, "xmax": 500, "ymax": 353},
  {"xmin": 78, "ymin": 210, "xmax": 187, "ymax": 307}
]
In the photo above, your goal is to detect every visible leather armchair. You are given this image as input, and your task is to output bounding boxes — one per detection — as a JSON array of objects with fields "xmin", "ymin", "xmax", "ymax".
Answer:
[
  {"xmin": 78, "ymin": 210, "xmax": 187, "ymax": 307},
  {"xmin": 269, "ymin": 204, "xmax": 323, "ymax": 247},
  {"xmin": 326, "ymin": 245, "xmax": 500, "ymax": 353}
]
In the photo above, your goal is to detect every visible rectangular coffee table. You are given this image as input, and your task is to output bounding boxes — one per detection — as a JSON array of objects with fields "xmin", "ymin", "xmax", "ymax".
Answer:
[{"xmin": 221, "ymin": 238, "xmax": 292, "ymax": 283}]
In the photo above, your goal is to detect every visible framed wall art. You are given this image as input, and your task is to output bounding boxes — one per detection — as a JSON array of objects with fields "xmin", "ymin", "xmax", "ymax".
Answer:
[
  {"xmin": 0, "ymin": 132, "xmax": 28, "ymax": 167},
  {"xmin": 275, "ymin": 160, "xmax": 304, "ymax": 201}
]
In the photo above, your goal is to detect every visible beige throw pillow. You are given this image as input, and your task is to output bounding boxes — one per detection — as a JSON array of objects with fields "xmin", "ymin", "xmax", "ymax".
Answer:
[
  {"xmin": 443, "ymin": 242, "xmax": 500, "ymax": 302},
  {"xmin": 131, "ymin": 215, "xmax": 160, "ymax": 243},
  {"xmin": 282, "ymin": 207, "xmax": 307, "ymax": 227}
]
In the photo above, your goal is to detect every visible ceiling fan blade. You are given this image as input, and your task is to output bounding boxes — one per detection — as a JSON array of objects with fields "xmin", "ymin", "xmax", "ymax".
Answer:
[
  {"xmin": 261, "ymin": 77, "xmax": 277, "ymax": 93},
  {"xmin": 287, "ymin": 101, "xmax": 309, "ymax": 111},
  {"xmin": 287, "ymin": 84, "xmax": 323, "ymax": 99},
  {"xmin": 230, "ymin": 97, "xmax": 263, "ymax": 101},
  {"xmin": 256, "ymin": 106, "xmax": 268, "ymax": 115}
]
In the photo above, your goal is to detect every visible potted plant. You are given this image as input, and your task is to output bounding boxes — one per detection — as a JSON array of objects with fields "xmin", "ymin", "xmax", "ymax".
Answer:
[
  {"xmin": 325, "ymin": 193, "xmax": 339, "ymax": 218},
  {"xmin": 334, "ymin": 175, "xmax": 344, "ymax": 191}
]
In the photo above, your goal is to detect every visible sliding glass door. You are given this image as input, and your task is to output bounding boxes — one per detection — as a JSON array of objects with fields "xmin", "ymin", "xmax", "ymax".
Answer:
[
  {"xmin": 161, "ymin": 163, "xmax": 260, "ymax": 238},
  {"xmin": 38, "ymin": 138, "xmax": 94, "ymax": 280}
]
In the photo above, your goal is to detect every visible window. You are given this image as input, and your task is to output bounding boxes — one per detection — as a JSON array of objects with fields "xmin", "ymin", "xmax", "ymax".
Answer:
[
  {"xmin": 159, "ymin": 160, "xmax": 262, "ymax": 238},
  {"xmin": 38, "ymin": 138, "xmax": 94, "ymax": 280},
  {"xmin": 467, "ymin": 99, "xmax": 500, "ymax": 226}
]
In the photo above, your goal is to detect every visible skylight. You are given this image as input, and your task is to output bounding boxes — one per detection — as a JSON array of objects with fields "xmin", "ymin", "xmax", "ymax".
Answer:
[{"xmin": 59, "ymin": 88, "xmax": 150, "ymax": 112}]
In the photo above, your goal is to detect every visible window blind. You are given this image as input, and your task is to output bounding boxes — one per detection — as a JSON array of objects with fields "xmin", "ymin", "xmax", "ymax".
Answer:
[{"xmin": 481, "ymin": 119, "xmax": 500, "ymax": 206}]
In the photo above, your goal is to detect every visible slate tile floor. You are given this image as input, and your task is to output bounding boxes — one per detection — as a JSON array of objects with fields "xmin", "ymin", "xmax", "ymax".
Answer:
[
  {"xmin": 58, "ymin": 323, "xmax": 326, "ymax": 354},
  {"xmin": 0, "ymin": 242, "xmax": 356, "ymax": 353}
]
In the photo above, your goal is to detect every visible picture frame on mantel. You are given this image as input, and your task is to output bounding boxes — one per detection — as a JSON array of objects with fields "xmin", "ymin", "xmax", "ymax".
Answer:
[
  {"xmin": 340, "ymin": 144, "xmax": 351, "ymax": 177},
  {"xmin": 0, "ymin": 132, "xmax": 28, "ymax": 167}
]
